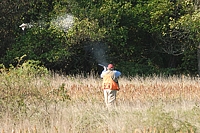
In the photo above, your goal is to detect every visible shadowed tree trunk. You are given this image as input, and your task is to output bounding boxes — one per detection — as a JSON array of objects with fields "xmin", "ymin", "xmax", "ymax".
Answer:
[
  {"xmin": 198, "ymin": 45, "xmax": 200, "ymax": 75},
  {"xmin": 195, "ymin": 0, "xmax": 200, "ymax": 75}
]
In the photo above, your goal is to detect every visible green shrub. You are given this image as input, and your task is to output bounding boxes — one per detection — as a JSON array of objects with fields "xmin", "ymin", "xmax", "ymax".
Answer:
[{"xmin": 0, "ymin": 56, "xmax": 70, "ymax": 119}]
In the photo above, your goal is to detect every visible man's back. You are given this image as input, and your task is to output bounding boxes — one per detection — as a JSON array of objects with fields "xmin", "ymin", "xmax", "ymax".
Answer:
[
  {"xmin": 102, "ymin": 70, "xmax": 119, "ymax": 90},
  {"xmin": 100, "ymin": 64, "xmax": 121, "ymax": 108}
]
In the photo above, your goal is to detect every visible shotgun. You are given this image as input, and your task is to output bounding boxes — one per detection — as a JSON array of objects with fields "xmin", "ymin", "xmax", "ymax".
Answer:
[
  {"xmin": 98, "ymin": 64, "xmax": 107, "ymax": 71},
  {"xmin": 98, "ymin": 64, "xmax": 105, "ymax": 67}
]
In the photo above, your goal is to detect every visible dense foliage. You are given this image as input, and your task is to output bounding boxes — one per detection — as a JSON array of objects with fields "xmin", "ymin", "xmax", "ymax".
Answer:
[{"xmin": 0, "ymin": 0, "xmax": 200, "ymax": 76}]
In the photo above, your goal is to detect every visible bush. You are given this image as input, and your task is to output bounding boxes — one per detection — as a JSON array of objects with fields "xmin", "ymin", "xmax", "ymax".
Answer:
[{"xmin": 0, "ymin": 56, "xmax": 70, "ymax": 119}]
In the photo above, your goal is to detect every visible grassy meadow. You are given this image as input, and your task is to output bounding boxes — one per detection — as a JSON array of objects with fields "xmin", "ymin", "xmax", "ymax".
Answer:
[{"xmin": 0, "ymin": 62, "xmax": 200, "ymax": 132}]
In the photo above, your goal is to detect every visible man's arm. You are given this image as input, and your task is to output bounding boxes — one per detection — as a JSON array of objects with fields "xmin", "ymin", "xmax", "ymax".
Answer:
[
  {"xmin": 100, "ymin": 66, "xmax": 107, "ymax": 78},
  {"xmin": 100, "ymin": 70, "xmax": 107, "ymax": 78},
  {"xmin": 114, "ymin": 70, "xmax": 121, "ymax": 78}
]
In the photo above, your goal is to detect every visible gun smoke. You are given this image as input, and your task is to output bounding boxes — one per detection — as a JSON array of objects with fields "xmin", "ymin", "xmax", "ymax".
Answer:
[
  {"xmin": 84, "ymin": 41, "xmax": 109, "ymax": 66},
  {"xmin": 50, "ymin": 14, "xmax": 109, "ymax": 67},
  {"xmin": 51, "ymin": 14, "xmax": 74, "ymax": 32}
]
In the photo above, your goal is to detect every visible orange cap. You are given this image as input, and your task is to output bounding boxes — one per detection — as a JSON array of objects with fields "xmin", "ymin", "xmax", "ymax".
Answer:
[{"xmin": 107, "ymin": 64, "xmax": 114, "ymax": 69}]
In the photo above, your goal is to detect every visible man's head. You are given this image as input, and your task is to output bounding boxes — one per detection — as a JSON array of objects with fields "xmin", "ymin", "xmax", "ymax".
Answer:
[{"xmin": 107, "ymin": 64, "xmax": 114, "ymax": 70}]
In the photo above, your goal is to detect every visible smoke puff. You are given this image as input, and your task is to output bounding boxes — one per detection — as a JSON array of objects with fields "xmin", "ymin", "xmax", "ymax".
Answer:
[
  {"xmin": 85, "ymin": 42, "xmax": 109, "ymax": 66},
  {"xmin": 51, "ymin": 14, "xmax": 74, "ymax": 32}
]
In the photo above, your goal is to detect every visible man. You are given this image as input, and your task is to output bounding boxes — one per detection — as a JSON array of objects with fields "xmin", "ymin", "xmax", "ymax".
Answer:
[{"xmin": 100, "ymin": 64, "xmax": 121, "ymax": 108}]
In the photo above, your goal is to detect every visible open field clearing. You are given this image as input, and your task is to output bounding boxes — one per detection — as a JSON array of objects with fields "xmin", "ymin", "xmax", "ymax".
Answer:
[{"xmin": 0, "ymin": 69, "xmax": 200, "ymax": 132}]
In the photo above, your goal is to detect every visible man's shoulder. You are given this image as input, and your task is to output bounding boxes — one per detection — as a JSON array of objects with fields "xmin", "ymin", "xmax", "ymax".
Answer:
[{"xmin": 102, "ymin": 70, "xmax": 113, "ymax": 76}]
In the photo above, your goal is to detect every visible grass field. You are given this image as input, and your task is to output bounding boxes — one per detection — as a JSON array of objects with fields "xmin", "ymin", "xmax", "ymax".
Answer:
[{"xmin": 0, "ymin": 64, "xmax": 200, "ymax": 132}]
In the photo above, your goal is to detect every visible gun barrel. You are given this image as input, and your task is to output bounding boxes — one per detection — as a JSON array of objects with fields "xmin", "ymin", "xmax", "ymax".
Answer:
[{"xmin": 98, "ymin": 64, "xmax": 105, "ymax": 67}]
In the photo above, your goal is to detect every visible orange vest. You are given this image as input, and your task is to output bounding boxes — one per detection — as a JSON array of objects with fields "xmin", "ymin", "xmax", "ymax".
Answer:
[{"xmin": 102, "ymin": 72, "xmax": 119, "ymax": 90}]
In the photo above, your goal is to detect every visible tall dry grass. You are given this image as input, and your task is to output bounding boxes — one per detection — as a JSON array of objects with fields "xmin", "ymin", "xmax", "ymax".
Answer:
[{"xmin": 0, "ymin": 62, "xmax": 200, "ymax": 132}]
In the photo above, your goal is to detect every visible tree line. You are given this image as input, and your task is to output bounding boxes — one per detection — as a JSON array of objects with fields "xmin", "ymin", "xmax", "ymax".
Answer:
[{"xmin": 0, "ymin": 0, "xmax": 200, "ymax": 76}]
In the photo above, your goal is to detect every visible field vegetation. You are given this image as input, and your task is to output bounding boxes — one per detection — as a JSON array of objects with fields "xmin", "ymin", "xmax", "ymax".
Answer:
[{"xmin": 0, "ymin": 60, "xmax": 200, "ymax": 133}]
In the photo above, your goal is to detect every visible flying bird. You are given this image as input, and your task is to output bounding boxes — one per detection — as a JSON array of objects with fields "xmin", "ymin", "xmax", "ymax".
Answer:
[{"xmin": 19, "ymin": 23, "xmax": 28, "ymax": 31}]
